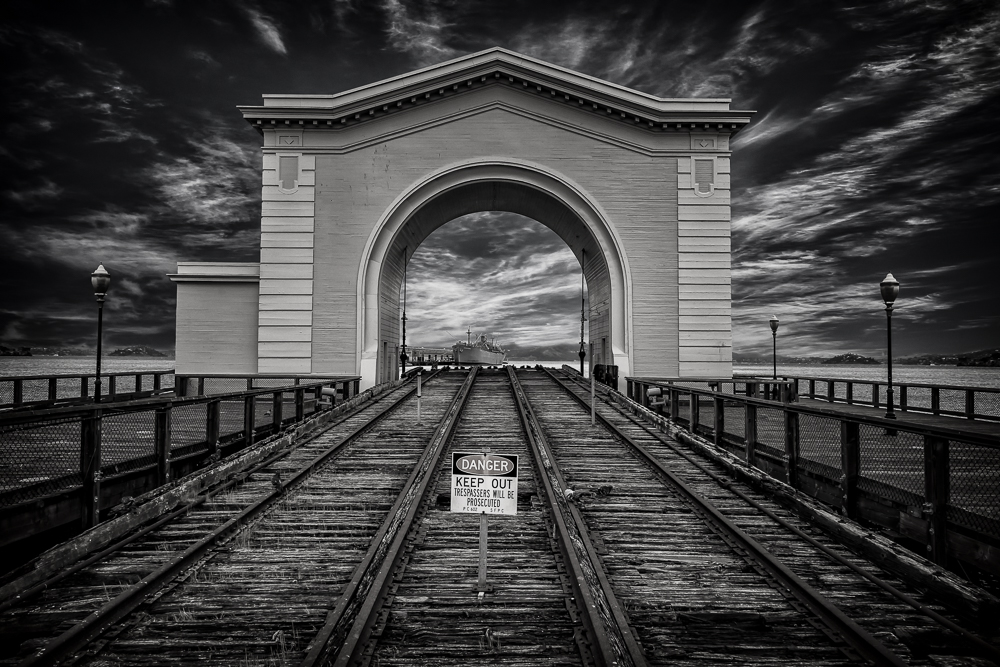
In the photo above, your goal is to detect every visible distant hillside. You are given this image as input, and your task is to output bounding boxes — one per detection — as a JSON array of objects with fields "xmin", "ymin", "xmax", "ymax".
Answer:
[
  {"xmin": 109, "ymin": 345, "xmax": 167, "ymax": 357},
  {"xmin": 823, "ymin": 353, "xmax": 881, "ymax": 365},
  {"xmin": 897, "ymin": 348, "xmax": 999, "ymax": 366}
]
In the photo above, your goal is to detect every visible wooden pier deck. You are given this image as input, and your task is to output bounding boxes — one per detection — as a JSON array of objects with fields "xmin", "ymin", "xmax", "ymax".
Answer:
[{"xmin": 0, "ymin": 368, "xmax": 997, "ymax": 666}]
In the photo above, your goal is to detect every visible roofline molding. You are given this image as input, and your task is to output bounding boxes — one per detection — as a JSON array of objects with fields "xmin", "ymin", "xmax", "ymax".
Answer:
[{"xmin": 238, "ymin": 48, "xmax": 754, "ymax": 136}]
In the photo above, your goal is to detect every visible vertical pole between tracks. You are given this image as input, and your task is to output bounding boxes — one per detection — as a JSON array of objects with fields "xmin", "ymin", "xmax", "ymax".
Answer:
[
  {"xmin": 477, "ymin": 512, "xmax": 489, "ymax": 594},
  {"xmin": 416, "ymin": 370, "xmax": 423, "ymax": 424},
  {"xmin": 590, "ymin": 343, "xmax": 596, "ymax": 426}
]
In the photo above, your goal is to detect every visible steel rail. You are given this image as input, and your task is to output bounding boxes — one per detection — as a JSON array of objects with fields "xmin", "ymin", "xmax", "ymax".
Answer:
[
  {"xmin": 17, "ymin": 372, "xmax": 435, "ymax": 667},
  {"xmin": 0, "ymin": 374, "xmax": 435, "ymax": 615},
  {"xmin": 508, "ymin": 367, "xmax": 647, "ymax": 667},
  {"xmin": 544, "ymin": 368, "xmax": 910, "ymax": 667},
  {"xmin": 565, "ymin": 370, "xmax": 1000, "ymax": 661},
  {"xmin": 564, "ymin": 373, "xmax": 1000, "ymax": 663},
  {"xmin": 302, "ymin": 367, "xmax": 479, "ymax": 667}
]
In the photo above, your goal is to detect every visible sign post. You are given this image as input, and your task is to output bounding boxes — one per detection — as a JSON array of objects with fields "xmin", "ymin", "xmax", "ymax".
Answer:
[
  {"xmin": 416, "ymin": 369, "xmax": 422, "ymax": 424},
  {"xmin": 451, "ymin": 450, "xmax": 518, "ymax": 596}
]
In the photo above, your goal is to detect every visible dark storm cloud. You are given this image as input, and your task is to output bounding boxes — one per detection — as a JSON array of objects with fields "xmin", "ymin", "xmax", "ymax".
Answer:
[{"xmin": 1, "ymin": 0, "xmax": 998, "ymax": 359}]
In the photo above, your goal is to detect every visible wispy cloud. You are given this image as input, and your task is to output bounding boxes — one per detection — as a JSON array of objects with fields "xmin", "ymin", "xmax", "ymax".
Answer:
[
  {"xmin": 244, "ymin": 6, "xmax": 287, "ymax": 55},
  {"xmin": 381, "ymin": 0, "xmax": 456, "ymax": 66}
]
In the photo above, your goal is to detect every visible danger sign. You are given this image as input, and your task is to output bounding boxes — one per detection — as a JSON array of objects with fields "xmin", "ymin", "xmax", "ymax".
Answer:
[{"xmin": 450, "ymin": 452, "xmax": 518, "ymax": 515}]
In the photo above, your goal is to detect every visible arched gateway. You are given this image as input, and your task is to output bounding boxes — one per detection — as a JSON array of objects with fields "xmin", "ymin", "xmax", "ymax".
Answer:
[{"xmin": 170, "ymin": 48, "xmax": 752, "ymax": 389}]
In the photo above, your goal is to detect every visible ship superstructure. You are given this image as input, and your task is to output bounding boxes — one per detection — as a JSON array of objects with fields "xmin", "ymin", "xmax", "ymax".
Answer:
[{"xmin": 452, "ymin": 327, "xmax": 507, "ymax": 365}]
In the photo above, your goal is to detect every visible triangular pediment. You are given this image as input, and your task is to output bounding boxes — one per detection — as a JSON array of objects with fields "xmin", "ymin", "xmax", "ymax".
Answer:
[{"xmin": 239, "ymin": 47, "xmax": 752, "ymax": 135}]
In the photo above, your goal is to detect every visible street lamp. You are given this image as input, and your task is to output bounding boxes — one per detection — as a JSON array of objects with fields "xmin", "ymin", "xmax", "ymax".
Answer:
[
  {"xmin": 91, "ymin": 264, "xmax": 111, "ymax": 403},
  {"xmin": 579, "ymin": 250, "xmax": 587, "ymax": 375},
  {"xmin": 769, "ymin": 315, "xmax": 779, "ymax": 380},
  {"xmin": 880, "ymin": 273, "xmax": 899, "ymax": 420}
]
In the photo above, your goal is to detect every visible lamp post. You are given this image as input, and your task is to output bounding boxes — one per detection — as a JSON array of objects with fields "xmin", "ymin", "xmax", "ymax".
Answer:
[
  {"xmin": 91, "ymin": 264, "xmax": 111, "ymax": 403},
  {"xmin": 769, "ymin": 315, "xmax": 779, "ymax": 380},
  {"xmin": 880, "ymin": 273, "xmax": 899, "ymax": 420}
]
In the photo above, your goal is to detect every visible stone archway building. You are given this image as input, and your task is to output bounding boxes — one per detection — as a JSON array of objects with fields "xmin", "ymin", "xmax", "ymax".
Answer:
[{"xmin": 170, "ymin": 48, "xmax": 752, "ymax": 389}]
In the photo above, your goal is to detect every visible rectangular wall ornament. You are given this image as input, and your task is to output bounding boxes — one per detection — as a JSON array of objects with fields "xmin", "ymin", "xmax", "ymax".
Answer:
[{"xmin": 258, "ymin": 148, "xmax": 316, "ymax": 374}]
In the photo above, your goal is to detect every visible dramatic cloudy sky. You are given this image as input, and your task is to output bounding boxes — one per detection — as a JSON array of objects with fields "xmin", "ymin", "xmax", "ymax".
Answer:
[{"xmin": 2, "ymin": 0, "xmax": 998, "ymax": 359}]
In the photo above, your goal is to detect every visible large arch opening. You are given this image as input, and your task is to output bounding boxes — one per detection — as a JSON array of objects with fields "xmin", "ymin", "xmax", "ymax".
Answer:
[{"xmin": 357, "ymin": 161, "xmax": 633, "ymax": 389}]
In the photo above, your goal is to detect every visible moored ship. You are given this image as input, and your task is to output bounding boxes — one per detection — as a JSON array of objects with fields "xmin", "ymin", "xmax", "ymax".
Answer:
[{"xmin": 453, "ymin": 328, "xmax": 507, "ymax": 365}]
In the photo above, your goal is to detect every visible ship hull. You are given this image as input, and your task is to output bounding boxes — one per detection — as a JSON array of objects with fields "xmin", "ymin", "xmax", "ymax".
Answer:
[{"xmin": 453, "ymin": 347, "xmax": 506, "ymax": 365}]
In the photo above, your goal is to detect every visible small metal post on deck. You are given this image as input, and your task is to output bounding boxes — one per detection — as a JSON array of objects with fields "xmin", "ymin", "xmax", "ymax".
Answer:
[
  {"xmin": 477, "ymin": 447, "xmax": 491, "ymax": 598},
  {"xmin": 416, "ymin": 369, "xmax": 423, "ymax": 424},
  {"xmin": 590, "ymin": 342, "xmax": 596, "ymax": 426}
]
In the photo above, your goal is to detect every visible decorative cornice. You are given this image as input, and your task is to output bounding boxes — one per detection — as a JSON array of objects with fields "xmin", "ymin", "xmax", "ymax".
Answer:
[{"xmin": 238, "ymin": 49, "xmax": 753, "ymax": 136}]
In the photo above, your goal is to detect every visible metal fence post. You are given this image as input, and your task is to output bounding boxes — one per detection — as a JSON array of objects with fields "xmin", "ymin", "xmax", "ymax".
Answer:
[
  {"xmin": 784, "ymin": 410, "xmax": 800, "ymax": 488},
  {"xmin": 924, "ymin": 435, "xmax": 949, "ymax": 565},
  {"xmin": 272, "ymin": 391, "xmax": 283, "ymax": 430},
  {"xmin": 827, "ymin": 380, "xmax": 834, "ymax": 403},
  {"xmin": 690, "ymin": 392, "xmax": 699, "ymax": 433},
  {"xmin": 872, "ymin": 382, "xmax": 880, "ymax": 409},
  {"xmin": 80, "ymin": 409, "xmax": 103, "ymax": 529},
  {"xmin": 295, "ymin": 388, "xmax": 305, "ymax": 422},
  {"xmin": 846, "ymin": 381, "xmax": 853, "ymax": 405},
  {"xmin": 109, "ymin": 375, "xmax": 117, "ymax": 399},
  {"xmin": 931, "ymin": 387, "xmax": 940, "ymax": 415},
  {"xmin": 900, "ymin": 385, "xmax": 908, "ymax": 412},
  {"xmin": 669, "ymin": 387, "xmax": 679, "ymax": 422},
  {"xmin": 244, "ymin": 395, "xmax": 256, "ymax": 447},
  {"xmin": 353, "ymin": 379, "xmax": 360, "ymax": 396},
  {"xmin": 744, "ymin": 403, "xmax": 757, "ymax": 466},
  {"xmin": 206, "ymin": 399, "xmax": 221, "ymax": 459},
  {"xmin": 713, "ymin": 395, "xmax": 724, "ymax": 445},
  {"xmin": 13, "ymin": 379, "xmax": 23, "ymax": 406},
  {"xmin": 155, "ymin": 406, "xmax": 172, "ymax": 486},
  {"xmin": 840, "ymin": 421, "xmax": 860, "ymax": 519},
  {"xmin": 135, "ymin": 373, "xmax": 143, "ymax": 393},
  {"xmin": 965, "ymin": 390, "xmax": 975, "ymax": 419},
  {"xmin": 48, "ymin": 378, "xmax": 58, "ymax": 402}
]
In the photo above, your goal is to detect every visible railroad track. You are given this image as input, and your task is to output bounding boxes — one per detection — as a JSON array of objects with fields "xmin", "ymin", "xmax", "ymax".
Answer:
[
  {"xmin": 0, "ymin": 369, "xmax": 465, "ymax": 666},
  {"xmin": 527, "ymin": 367, "xmax": 1000, "ymax": 666},
  {"xmin": 1, "ymin": 367, "xmax": 996, "ymax": 666}
]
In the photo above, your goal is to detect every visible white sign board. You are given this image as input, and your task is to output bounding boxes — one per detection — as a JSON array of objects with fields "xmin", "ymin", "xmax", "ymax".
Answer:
[{"xmin": 450, "ymin": 452, "xmax": 518, "ymax": 515}]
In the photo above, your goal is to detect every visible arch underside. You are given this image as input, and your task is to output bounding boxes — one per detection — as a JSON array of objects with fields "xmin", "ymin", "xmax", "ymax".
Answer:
[{"xmin": 365, "ymin": 170, "xmax": 627, "ymax": 385}]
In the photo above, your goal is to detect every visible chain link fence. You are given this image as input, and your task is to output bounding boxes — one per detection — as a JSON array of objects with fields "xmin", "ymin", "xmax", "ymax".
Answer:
[
  {"xmin": 0, "ymin": 378, "xmax": 351, "ymax": 508},
  {"xmin": 0, "ymin": 416, "xmax": 82, "ymax": 503},
  {"xmin": 797, "ymin": 414, "xmax": 842, "ymax": 476},
  {"xmin": 632, "ymin": 375, "xmax": 1000, "ymax": 572},
  {"xmin": 948, "ymin": 440, "xmax": 1000, "ymax": 540}
]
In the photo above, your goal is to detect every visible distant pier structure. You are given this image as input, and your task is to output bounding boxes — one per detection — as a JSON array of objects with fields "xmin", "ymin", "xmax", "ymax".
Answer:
[{"xmin": 170, "ymin": 48, "xmax": 753, "ymax": 389}]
